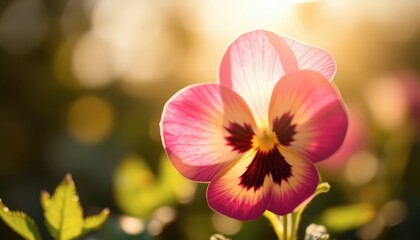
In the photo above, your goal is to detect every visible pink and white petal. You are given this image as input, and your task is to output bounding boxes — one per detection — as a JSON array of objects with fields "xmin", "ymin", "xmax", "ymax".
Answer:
[
  {"xmin": 269, "ymin": 70, "xmax": 348, "ymax": 163},
  {"xmin": 161, "ymin": 83, "xmax": 257, "ymax": 182},
  {"xmin": 219, "ymin": 30, "xmax": 298, "ymax": 126},
  {"xmin": 284, "ymin": 37, "xmax": 336, "ymax": 81},
  {"xmin": 207, "ymin": 152, "xmax": 272, "ymax": 220},
  {"xmin": 268, "ymin": 148, "xmax": 319, "ymax": 215}
]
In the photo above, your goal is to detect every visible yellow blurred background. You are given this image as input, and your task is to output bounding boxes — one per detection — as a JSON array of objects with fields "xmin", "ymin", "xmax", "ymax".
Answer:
[{"xmin": 1, "ymin": 0, "xmax": 420, "ymax": 239}]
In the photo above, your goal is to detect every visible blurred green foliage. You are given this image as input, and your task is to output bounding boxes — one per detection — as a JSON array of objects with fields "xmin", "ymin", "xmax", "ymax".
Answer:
[
  {"xmin": 320, "ymin": 203, "xmax": 375, "ymax": 232},
  {"xmin": 114, "ymin": 155, "xmax": 195, "ymax": 218}
]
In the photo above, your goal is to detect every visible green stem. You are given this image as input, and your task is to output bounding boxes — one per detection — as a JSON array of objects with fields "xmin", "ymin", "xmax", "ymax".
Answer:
[
  {"xmin": 283, "ymin": 215, "xmax": 288, "ymax": 240},
  {"xmin": 263, "ymin": 182, "xmax": 331, "ymax": 240},
  {"xmin": 291, "ymin": 207, "xmax": 303, "ymax": 240},
  {"xmin": 264, "ymin": 211, "xmax": 284, "ymax": 240},
  {"xmin": 264, "ymin": 211, "xmax": 296, "ymax": 240}
]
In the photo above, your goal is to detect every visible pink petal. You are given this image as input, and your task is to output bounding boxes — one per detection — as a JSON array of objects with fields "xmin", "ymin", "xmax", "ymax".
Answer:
[
  {"xmin": 161, "ymin": 83, "xmax": 257, "ymax": 182},
  {"xmin": 207, "ymin": 151, "xmax": 272, "ymax": 220},
  {"xmin": 283, "ymin": 37, "xmax": 336, "ymax": 81},
  {"xmin": 268, "ymin": 148, "xmax": 319, "ymax": 215},
  {"xmin": 269, "ymin": 70, "xmax": 348, "ymax": 163},
  {"xmin": 219, "ymin": 30, "xmax": 299, "ymax": 126}
]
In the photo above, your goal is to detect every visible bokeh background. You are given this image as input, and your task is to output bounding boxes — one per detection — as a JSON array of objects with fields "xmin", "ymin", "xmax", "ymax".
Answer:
[{"xmin": 1, "ymin": 0, "xmax": 420, "ymax": 239}]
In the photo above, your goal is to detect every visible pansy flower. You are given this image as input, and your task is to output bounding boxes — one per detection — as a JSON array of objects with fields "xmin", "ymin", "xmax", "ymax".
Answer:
[{"xmin": 160, "ymin": 30, "xmax": 348, "ymax": 220}]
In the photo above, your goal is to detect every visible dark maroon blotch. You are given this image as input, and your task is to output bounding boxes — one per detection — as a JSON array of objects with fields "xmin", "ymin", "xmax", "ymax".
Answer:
[
  {"xmin": 240, "ymin": 148, "xmax": 293, "ymax": 190},
  {"xmin": 225, "ymin": 122, "xmax": 254, "ymax": 153},
  {"xmin": 272, "ymin": 112, "xmax": 297, "ymax": 146}
]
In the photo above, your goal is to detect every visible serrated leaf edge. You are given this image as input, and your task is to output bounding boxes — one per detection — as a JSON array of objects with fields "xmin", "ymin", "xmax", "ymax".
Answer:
[{"xmin": 0, "ymin": 199, "xmax": 42, "ymax": 240}]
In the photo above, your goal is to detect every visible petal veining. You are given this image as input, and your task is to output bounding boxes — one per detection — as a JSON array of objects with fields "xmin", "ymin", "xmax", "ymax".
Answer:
[
  {"xmin": 219, "ymin": 30, "xmax": 298, "ymax": 126},
  {"xmin": 284, "ymin": 37, "xmax": 336, "ymax": 81},
  {"xmin": 269, "ymin": 70, "xmax": 348, "ymax": 163},
  {"xmin": 207, "ymin": 152, "xmax": 272, "ymax": 220},
  {"xmin": 161, "ymin": 83, "xmax": 257, "ymax": 182},
  {"xmin": 268, "ymin": 148, "xmax": 319, "ymax": 215}
]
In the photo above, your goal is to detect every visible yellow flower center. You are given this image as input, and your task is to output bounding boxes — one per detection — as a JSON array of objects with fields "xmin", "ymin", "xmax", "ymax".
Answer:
[{"xmin": 252, "ymin": 130, "xmax": 279, "ymax": 152}]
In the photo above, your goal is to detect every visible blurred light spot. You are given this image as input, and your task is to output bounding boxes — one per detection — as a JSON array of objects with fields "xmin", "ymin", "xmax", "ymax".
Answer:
[
  {"xmin": 344, "ymin": 151, "xmax": 378, "ymax": 185},
  {"xmin": 67, "ymin": 95, "xmax": 114, "ymax": 144},
  {"xmin": 147, "ymin": 219, "xmax": 163, "ymax": 236},
  {"xmin": 381, "ymin": 200, "xmax": 407, "ymax": 227},
  {"xmin": 153, "ymin": 206, "xmax": 176, "ymax": 224},
  {"xmin": 118, "ymin": 215, "xmax": 145, "ymax": 235},
  {"xmin": 365, "ymin": 76, "xmax": 408, "ymax": 131},
  {"xmin": 357, "ymin": 215, "xmax": 385, "ymax": 240},
  {"xmin": 0, "ymin": 0, "xmax": 47, "ymax": 55},
  {"xmin": 72, "ymin": 33, "xmax": 115, "ymax": 89},
  {"xmin": 211, "ymin": 213, "xmax": 242, "ymax": 235},
  {"xmin": 90, "ymin": 0, "xmax": 179, "ymax": 84},
  {"xmin": 174, "ymin": 181, "xmax": 196, "ymax": 204}
]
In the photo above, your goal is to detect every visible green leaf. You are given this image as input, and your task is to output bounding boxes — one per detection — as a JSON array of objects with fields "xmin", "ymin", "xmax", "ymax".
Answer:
[
  {"xmin": 320, "ymin": 203, "xmax": 375, "ymax": 232},
  {"xmin": 81, "ymin": 208, "xmax": 110, "ymax": 235},
  {"xmin": 0, "ymin": 199, "xmax": 42, "ymax": 240},
  {"xmin": 43, "ymin": 174, "xmax": 84, "ymax": 240}
]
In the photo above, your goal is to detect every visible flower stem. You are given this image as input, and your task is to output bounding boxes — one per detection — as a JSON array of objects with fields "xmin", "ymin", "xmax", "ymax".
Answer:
[
  {"xmin": 263, "ymin": 182, "xmax": 331, "ymax": 240},
  {"xmin": 263, "ymin": 211, "xmax": 295, "ymax": 240},
  {"xmin": 264, "ymin": 211, "xmax": 284, "ymax": 240}
]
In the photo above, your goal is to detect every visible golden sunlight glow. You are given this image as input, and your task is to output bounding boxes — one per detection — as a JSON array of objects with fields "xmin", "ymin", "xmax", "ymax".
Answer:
[
  {"xmin": 200, "ymin": 0, "xmax": 319, "ymax": 39},
  {"xmin": 201, "ymin": 0, "xmax": 296, "ymax": 40},
  {"xmin": 67, "ymin": 95, "xmax": 114, "ymax": 144}
]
